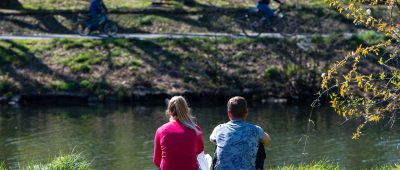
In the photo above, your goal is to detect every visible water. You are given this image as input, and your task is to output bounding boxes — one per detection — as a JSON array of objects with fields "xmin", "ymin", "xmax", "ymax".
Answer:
[{"xmin": 0, "ymin": 103, "xmax": 399, "ymax": 169}]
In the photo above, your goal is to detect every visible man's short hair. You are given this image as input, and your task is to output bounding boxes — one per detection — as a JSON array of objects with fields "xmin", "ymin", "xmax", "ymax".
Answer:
[{"xmin": 227, "ymin": 96, "xmax": 248, "ymax": 118}]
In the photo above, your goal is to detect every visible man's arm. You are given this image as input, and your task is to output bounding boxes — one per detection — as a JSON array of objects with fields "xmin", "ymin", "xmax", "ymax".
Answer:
[
  {"xmin": 209, "ymin": 125, "xmax": 220, "ymax": 144},
  {"xmin": 260, "ymin": 132, "xmax": 271, "ymax": 145},
  {"xmin": 256, "ymin": 125, "xmax": 270, "ymax": 145}
]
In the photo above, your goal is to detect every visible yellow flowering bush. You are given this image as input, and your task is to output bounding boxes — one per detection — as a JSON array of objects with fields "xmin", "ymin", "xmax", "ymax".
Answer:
[{"xmin": 322, "ymin": 0, "xmax": 400, "ymax": 139}]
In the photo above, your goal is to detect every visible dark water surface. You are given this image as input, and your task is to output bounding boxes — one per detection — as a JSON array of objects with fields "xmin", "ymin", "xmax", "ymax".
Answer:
[{"xmin": 0, "ymin": 103, "xmax": 399, "ymax": 169}]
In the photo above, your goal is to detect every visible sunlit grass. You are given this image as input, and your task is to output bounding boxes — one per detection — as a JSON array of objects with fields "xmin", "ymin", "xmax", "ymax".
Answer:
[
  {"xmin": 272, "ymin": 161, "xmax": 339, "ymax": 170},
  {"xmin": 15, "ymin": 153, "xmax": 91, "ymax": 170},
  {"xmin": 0, "ymin": 162, "xmax": 6, "ymax": 170},
  {"xmin": 16, "ymin": 0, "xmax": 328, "ymax": 11},
  {"xmin": 1, "ymin": 157, "xmax": 399, "ymax": 170},
  {"xmin": 272, "ymin": 161, "xmax": 400, "ymax": 170}
]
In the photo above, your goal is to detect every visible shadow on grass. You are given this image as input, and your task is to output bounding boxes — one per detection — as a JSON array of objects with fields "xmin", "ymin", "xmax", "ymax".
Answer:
[
  {"xmin": 0, "ymin": 0, "xmax": 23, "ymax": 9},
  {"xmin": 0, "ymin": 3, "xmax": 354, "ymax": 34},
  {"xmin": 0, "ymin": 33, "xmax": 363, "ymax": 101}
]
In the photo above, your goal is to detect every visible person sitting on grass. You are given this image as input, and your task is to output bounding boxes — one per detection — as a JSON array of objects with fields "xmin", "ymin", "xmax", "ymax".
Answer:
[
  {"xmin": 88, "ymin": 0, "xmax": 108, "ymax": 30},
  {"xmin": 210, "ymin": 96, "xmax": 271, "ymax": 170},
  {"xmin": 153, "ymin": 96, "xmax": 205, "ymax": 170}
]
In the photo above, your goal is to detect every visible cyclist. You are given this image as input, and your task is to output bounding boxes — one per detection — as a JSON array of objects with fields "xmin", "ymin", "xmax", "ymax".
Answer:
[
  {"xmin": 256, "ymin": 0, "xmax": 284, "ymax": 24},
  {"xmin": 88, "ymin": 0, "xmax": 108, "ymax": 30}
]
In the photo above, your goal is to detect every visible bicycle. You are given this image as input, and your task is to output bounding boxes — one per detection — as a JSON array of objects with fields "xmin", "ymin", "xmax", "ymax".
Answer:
[
  {"xmin": 237, "ymin": 5, "xmax": 299, "ymax": 38},
  {"xmin": 76, "ymin": 14, "xmax": 118, "ymax": 36}
]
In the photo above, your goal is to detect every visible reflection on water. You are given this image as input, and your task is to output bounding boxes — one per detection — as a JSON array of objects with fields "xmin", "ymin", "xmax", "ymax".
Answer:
[{"xmin": 0, "ymin": 103, "xmax": 399, "ymax": 169}]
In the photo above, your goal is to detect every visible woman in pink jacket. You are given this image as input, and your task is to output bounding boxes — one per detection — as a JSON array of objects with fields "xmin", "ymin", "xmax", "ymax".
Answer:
[{"xmin": 153, "ymin": 96, "xmax": 204, "ymax": 170}]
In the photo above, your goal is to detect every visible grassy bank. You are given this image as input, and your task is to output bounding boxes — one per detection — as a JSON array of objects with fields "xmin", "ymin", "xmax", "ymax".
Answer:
[
  {"xmin": 0, "ymin": 32, "xmax": 383, "ymax": 102},
  {"xmin": 1, "ymin": 158, "xmax": 398, "ymax": 170},
  {"xmin": 272, "ymin": 161, "xmax": 399, "ymax": 170},
  {"xmin": 7, "ymin": 0, "xmax": 325, "ymax": 11},
  {"xmin": 0, "ymin": 4, "xmax": 352, "ymax": 35},
  {"xmin": 1, "ymin": 154, "xmax": 91, "ymax": 170}
]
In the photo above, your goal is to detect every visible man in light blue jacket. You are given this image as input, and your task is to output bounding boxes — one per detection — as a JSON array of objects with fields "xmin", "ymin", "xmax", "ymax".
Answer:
[{"xmin": 210, "ymin": 96, "xmax": 271, "ymax": 170}]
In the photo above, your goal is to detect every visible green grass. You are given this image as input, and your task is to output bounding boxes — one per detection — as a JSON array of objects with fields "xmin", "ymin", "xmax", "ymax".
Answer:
[
  {"xmin": 2, "ymin": 158, "xmax": 398, "ymax": 170},
  {"xmin": 0, "ymin": 162, "xmax": 6, "ymax": 170},
  {"xmin": 0, "ymin": 41, "xmax": 29, "ymax": 66},
  {"xmin": 271, "ymin": 161, "xmax": 400, "ymax": 170},
  {"xmin": 57, "ymin": 50, "xmax": 105, "ymax": 73},
  {"xmin": 15, "ymin": 0, "xmax": 327, "ymax": 11},
  {"xmin": 355, "ymin": 30, "xmax": 386, "ymax": 45},
  {"xmin": 49, "ymin": 81, "xmax": 74, "ymax": 91},
  {"xmin": 0, "ymin": 35, "xmax": 370, "ymax": 99},
  {"xmin": 1, "ymin": 154, "xmax": 91, "ymax": 170},
  {"xmin": 0, "ymin": 74, "xmax": 20, "ymax": 94},
  {"xmin": 44, "ymin": 154, "xmax": 91, "ymax": 170},
  {"xmin": 273, "ymin": 161, "xmax": 339, "ymax": 170}
]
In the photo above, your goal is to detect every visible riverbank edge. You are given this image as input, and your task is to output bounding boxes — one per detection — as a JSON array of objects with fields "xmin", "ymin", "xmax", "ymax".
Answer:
[
  {"xmin": 1, "ymin": 154, "xmax": 398, "ymax": 170},
  {"xmin": 0, "ymin": 89, "xmax": 303, "ymax": 105}
]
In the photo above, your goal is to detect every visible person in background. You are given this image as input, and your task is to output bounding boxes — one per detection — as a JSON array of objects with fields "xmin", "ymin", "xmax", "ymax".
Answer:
[
  {"xmin": 153, "ymin": 96, "xmax": 204, "ymax": 170},
  {"xmin": 88, "ymin": 0, "xmax": 108, "ymax": 30},
  {"xmin": 210, "ymin": 96, "xmax": 271, "ymax": 170},
  {"xmin": 256, "ymin": 0, "xmax": 284, "ymax": 22}
]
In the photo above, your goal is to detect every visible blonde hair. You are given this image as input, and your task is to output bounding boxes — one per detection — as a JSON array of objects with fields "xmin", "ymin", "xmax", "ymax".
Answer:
[{"xmin": 166, "ymin": 96, "xmax": 199, "ymax": 134}]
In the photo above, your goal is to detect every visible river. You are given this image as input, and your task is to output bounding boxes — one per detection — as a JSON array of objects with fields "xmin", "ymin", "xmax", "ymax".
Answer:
[{"xmin": 0, "ymin": 103, "xmax": 399, "ymax": 169}]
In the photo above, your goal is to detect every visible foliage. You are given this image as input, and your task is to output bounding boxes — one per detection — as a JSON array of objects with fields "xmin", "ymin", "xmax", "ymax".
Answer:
[{"xmin": 322, "ymin": 0, "xmax": 400, "ymax": 139}]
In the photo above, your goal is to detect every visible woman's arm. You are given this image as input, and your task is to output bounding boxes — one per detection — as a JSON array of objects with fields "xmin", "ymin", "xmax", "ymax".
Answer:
[
  {"xmin": 153, "ymin": 130, "xmax": 162, "ymax": 167},
  {"xmin": 196, "ymin": 127, "xmax": 205, "ymax": 155}
]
